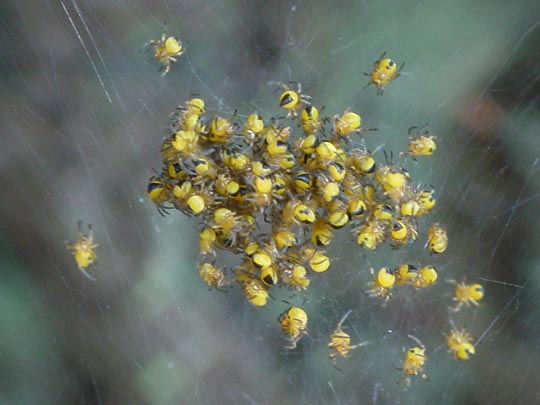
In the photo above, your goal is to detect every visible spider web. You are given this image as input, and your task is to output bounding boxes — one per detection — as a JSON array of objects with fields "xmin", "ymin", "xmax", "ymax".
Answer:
[{"xmin": 2, "ymin": 0, "xmax": 540, "ymax": 403}]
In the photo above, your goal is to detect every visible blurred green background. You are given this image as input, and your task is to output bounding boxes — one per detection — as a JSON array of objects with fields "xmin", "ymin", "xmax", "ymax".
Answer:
[{"xmin": 2, "ymin": 0, "xmax": 540, "ymax": 403}]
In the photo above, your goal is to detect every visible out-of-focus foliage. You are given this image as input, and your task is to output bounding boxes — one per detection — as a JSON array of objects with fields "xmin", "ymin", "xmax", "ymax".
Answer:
[{"xmin": 2, "ymin": 0, "xmax": 540, "ymax": 403}]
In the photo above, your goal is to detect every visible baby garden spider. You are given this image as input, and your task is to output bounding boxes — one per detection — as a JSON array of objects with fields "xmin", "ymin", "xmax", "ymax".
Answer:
[
  {"xmin": 146, "ymin": 33, "xmax": 184, "ymax": 75},
  {"xmin": 66, "ymin": 221, "xmax": 99, "ymax": 281}
]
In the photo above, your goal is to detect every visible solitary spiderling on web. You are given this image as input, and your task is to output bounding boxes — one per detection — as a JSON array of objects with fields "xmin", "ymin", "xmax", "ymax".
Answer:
[
  {"xmin": 277, "ymin": 82, "xmax": 312, "ymax": 118},
  {"xmin": 66, "ymin": 221, "xmax": 100, "ymax": 281},
  {"xmin": 145, "ymin": 33, "xmax": 184, "ymax": 75},
  {"xmin": 447, "ymin": 279, "xmax": 485, "ymax": 312},
  {"xmin": 279, "ymin": 306, "xmax": 308, "ymax": 349},
  {"xmin": 364, "ymin": 52, "xmax": 404, "ymax": 95},
  {"xmin": 328, "ymin": 310, "xmax": 369, "ymax": 368},
  {"xmin": 401, "ymin": 335, "xmax": 428, "ymax": 387},
  {"xmin": 447, "ymin": 326, "xmax": 476, "ymax": 360},
  {"xmin": 407, "ymin": 126, "xmax": 437, "ymax": 159}
]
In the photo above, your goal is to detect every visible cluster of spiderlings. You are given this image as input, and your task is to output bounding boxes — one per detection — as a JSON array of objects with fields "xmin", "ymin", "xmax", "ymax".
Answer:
[
  {"xmin": 395, "ymin": 251, "xmax": 485, "ymax": 384},
  {"xmin": 440, "ymin": 279, "xmax": 485, "ymax": 362},
  {"xmin": 147, "ymin": 83, "xmax": 448, "ymax": 319},
  {"xmin": 397, "ymin": 283, "xmax": 484, "ymax": 387},
  {"xmin": 366, "ymin": 263, "xmax": 440, "ymax": 303}
]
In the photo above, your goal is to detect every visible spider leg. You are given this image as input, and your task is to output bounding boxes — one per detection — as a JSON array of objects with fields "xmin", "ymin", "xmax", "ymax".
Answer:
[{"xmin": 79, "ymin": 267, "xmax": 96, "ymax": 281}]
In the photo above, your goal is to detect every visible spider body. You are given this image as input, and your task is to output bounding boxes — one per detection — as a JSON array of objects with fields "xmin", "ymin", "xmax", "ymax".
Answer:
[
  {"xmin": 146, "ymin": 34, "xmax": 184, "ymax": 75},
  {"xmin": 364, "ymin": 52, "xmax": 404, "ymax": 95},
  {"xmin": 328, "ymin": 310, "xmax": 369, "ymax": 368},
  {"xmin": 66, "ymin": 221, "xmax": 99, "ymax": 281}
]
